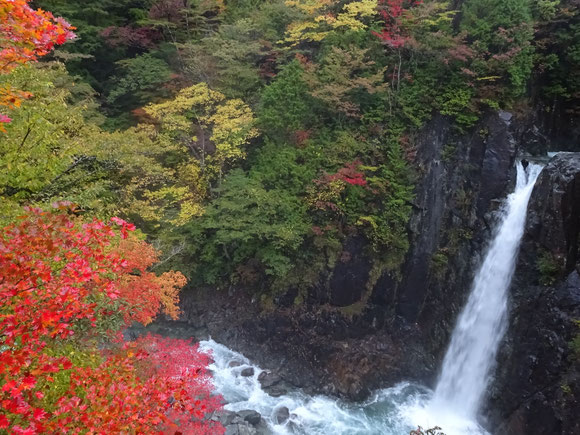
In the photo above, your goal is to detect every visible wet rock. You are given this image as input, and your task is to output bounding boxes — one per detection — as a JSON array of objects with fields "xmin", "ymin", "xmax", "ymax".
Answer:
[
  {"xmin": 231, "ymin": 416, "xmax": 245, "ymax": 425},
  {"xmin": 237, "ymin": 410, "xmax": 261, "ymax": 425},
  {"xmin": 525, "ymin": 153, "xmax": 580, "ymax": 270},
  {"xmin": 225, "ymin": 411, "xmax": 271, "ymax": 434},
  {"xmin": 256, "ymin": 371, "xmax": 289, "ymax": 397},
  {"xmin": 274, "ymin": 406, "xmax": 290, "ymax": 424},
  {"xmin": 477, "ymin": 111, "xmax": 518, "ymax": 216},
  {"xmin": 257, "ymin": 371, "xmax": 280, "ymax": 388},
  {"xmin": 512, "ymin": 111, "xmax": 550, "ymax": 156},
  {"xmin": 228, "ymin": 361, "xmax": 243, "ymax": 368},
  {"xmin": 253, "ymin": 419, "xmax": 271, "ymax": 434},
  {"xmin": 397, "ymin": 110, "xmax": 517, "ymax": 325},
  {"xmin": 224, "ymin": 423, "xmax": 257, "ymax": 435},
  {"xmin": 266, "ymin": 386, "xmax": 287, "ymax": 397},
  {"xmin": 240, "ymin": 367, "xmax": 255, "ymax": 377},
  {"xmin": 210, "ymin": 409, "xmax": 236, "ymax": 426}
]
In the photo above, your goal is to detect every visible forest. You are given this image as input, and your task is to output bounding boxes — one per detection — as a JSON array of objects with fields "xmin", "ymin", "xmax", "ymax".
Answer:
[{"xmin": 1, "ymin": 0, "xmax": 580, "ymax": 434}]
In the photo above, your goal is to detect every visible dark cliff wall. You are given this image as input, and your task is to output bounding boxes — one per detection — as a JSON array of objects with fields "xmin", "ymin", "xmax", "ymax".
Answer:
[
  {"xmin": 177, "ymin": 110, "xmax": 522, "ymax": 399},
  {"xmin": 373, "ymin": 111, "xmax": 519, "ymax": 363},
  {"xmin": 396, "ymin": 112, "xmax": 516, "ymax": 315},
  {"xmin": 487, "ymin": 154, "xmax": 580, "ymax": 435}
]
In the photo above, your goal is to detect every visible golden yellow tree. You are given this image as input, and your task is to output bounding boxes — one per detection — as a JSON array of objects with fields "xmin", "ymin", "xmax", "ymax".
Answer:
[
  {"xmin": 81, "ymin": 125, "xmax": 208, "ymax": 227},
  {"xmin": 144, "ymin": 83, "xmax": 258, "ymax": 183},
  {"xmin": 283, "ymin": 0, "xmax": 379, "ymax": 46}
]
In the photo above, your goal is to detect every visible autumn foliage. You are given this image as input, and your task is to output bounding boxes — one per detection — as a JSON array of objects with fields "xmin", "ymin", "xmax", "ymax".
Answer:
[
  {"xmin": 373, "ymin": 0, "xmax": 419, "ymax": 48},
  {"xmin": 0, "ymin": 0, "xmax": 75, "ymax": 71},
  {"xmin": 0, "ymin": 206, "xmax": 223, "ymax": 434},
  {"xmin": 309, "ymin": 161, "xmax": 368, "ymax": 214},
  {"xmin": 0, "ymin": 0, "xmax": 75, "ymax": 128},
  {"xmin": 114, "ymin": 232, "xmax": 187, "ymax": 326},
  {"xmin": 315, "ymin": 161, "xmax": 368, "ymax": 187},
  {"xmin": 38, "ymin": 335, "xmax": 223, "ymax": 434}
]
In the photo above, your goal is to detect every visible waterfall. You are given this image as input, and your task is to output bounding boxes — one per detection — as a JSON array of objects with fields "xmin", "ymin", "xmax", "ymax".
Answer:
[{"xmin": 431, "ymin": 161, "xmax": 543, "ymax": 420}]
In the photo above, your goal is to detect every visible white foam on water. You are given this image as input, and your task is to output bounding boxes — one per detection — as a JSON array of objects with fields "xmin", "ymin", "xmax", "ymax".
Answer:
[{"xmin": 200, "ymin": 339, "xmax": 431, "ymax": 434}]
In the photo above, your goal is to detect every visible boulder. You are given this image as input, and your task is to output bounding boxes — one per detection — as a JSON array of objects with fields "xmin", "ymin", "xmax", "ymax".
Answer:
[
  {"xmin": 241, "ymin": 367, "xmax": 255, "ymax": 377},
  {"xmin": 273, "ymin": 406, "xmax": 290, "ymax": 424},
  {"xmin": 257, "ymin": 371, "xmax": 280, "ymax": 388},
  {"xmin": 265, "ymin": 386, "xmax": 287, "ymax": 397},
  {"xmin": 237, "ymin": 410, "xmax": 262, "ymax": 425},
  {"xmin": 253, "ymin": 419, "xmax": 271, "ymax": 435},
  {"xmin": 210, "ymin": 409, "xmax": 236, "ymax": 426},
  {"xmin": 224, "ymin": 423, "xmax": 257, "ymax": 435},
  {"xmin": 256, "ymin": 371, "xmax": 289, "ymax": 397}
]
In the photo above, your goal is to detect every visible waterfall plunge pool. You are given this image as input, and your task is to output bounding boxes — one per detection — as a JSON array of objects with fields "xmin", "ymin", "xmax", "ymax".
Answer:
[{"xmin": 200, "ymin": 339, "xmax": 488, "ymax": 435}]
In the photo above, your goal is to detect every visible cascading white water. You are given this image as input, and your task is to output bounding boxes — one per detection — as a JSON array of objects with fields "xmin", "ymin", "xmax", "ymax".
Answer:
[
  {"xmin": 199, "ymin": 339, "xmax": 433, "ymax": 435},
  {"xmin": 431, "ymin": 162, "xmax": 543, "ymax": 420}
]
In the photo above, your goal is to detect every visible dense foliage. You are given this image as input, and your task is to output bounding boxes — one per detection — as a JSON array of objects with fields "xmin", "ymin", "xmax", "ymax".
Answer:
[
  {"xmin": 1, "ymin": 0, "xmax": 578, "ymax": 305},
  {"xmin": 0, "ymin": 7, "xmax": 223, "ymax": 432}
]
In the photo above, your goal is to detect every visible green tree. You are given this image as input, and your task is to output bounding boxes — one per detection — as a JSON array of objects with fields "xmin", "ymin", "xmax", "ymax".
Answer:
[
  {"xmin": 182, "ymin": 19, "xmax": 263, "ymax": 99},
  {"xmin": 0, "ymin": 64, "xmax": 88, "ymax": 223},
  {"xmin": 0, "ymin": 63, "xmax": 207, "ymax": 233},
  {"xmin": 460, "ymin": 0, "xmax": 534, "ymax": 96},
  {"xmin": 189, "ymin": 170, "xmax": 310, "ymax": 285},
  {"xmin": 36, "ymin": 0, "xmax": 157, "ymax": 85},
  {"xmin": 258, "ymin": 60, "xmax": 314, "ymax": 140},
  {"xmin": 303, "ymin": 45, "xmax": 388, "ymax": 120},
  {"xmin": 106, "ymin": 53, "xmax": 173, "ymax": 108}
]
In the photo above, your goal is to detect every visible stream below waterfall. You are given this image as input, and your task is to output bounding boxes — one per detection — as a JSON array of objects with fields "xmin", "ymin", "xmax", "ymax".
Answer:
[
  {"xmin": 196, "ymin": 161, "xmax": 542, "ymax": 435},
  {"xmin": 199, "ymin": 339, "xmax": 485, "ymax": 435}
]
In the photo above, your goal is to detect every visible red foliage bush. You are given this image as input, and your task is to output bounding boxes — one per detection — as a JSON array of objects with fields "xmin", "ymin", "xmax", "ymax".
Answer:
[
  {"xmin": 314, "ymin": 160, "xmax": 368, "ymax": 187},
  {"xmin": 0, "ymin": 206, "xmax": 223, "ymax": 434},
  {"xmin": 0, "ymin": 0, "xmax": 75, "ymax": 72},
  {"xmin": 372, "ymin": 0, "xmax": 421, "ymax": 48}
]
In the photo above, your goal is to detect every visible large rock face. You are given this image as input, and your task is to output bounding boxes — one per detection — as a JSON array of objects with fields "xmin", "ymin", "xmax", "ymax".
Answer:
[
  {"xmin": 394, "ymin": 111, "xmax": 519, "ymax": 360},
  {"xmin": 487, "ymin": 154, "xmax": 580, "ymax": 435}
]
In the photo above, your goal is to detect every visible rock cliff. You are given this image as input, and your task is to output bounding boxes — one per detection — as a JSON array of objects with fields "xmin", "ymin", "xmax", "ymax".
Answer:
[{"xmin": 178, "ymin": 110, "xmax": 521, "ymax": 398}]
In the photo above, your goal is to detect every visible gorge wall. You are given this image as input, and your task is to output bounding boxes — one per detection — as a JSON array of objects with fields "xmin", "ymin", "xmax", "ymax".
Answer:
[
  {"xmin": 177, "ymin": 111, "xmax": 580, "ymax": 434},
  {"xmin": 180, "ymin": 110, "xmax": 518, "ymax": 387}
]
